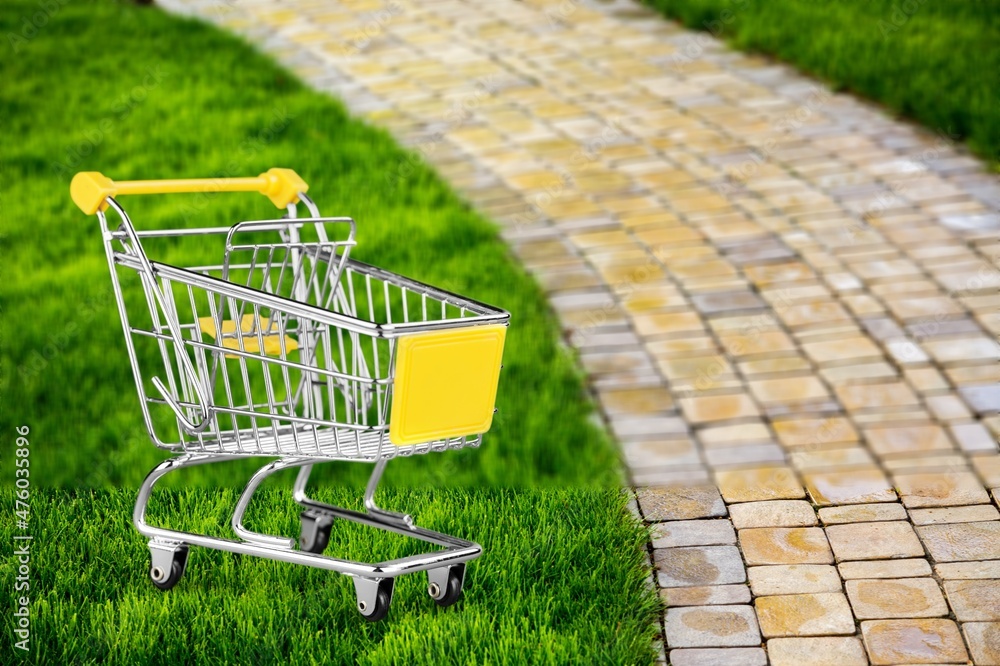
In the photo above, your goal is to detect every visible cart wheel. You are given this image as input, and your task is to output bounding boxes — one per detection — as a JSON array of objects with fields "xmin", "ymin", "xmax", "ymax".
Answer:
[
  {"xmin": 427, "ymin": 563, "xmax": 465, "ymax": 608},
  {"xmin": 361, "ymin": 587, "xmax": 392, "ymax": 622},
  {"xmin": 149, "ymin": 545, "xmax": 189, "ymax": 591},
  {"xmin": 299, "ymin": 510, "xmax": 333, "ymax": 554},
  {"xmin": 354, "ymin": 577, "xmax": 394, "ymax": 622}
]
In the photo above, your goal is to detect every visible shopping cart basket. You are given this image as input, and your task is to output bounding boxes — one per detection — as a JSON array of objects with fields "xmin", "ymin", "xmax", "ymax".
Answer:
[{"xmin": 70, "ymin": 169, "xmax": 509, "ymax": 620}]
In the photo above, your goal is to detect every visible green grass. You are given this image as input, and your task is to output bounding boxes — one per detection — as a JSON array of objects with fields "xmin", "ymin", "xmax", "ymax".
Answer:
[
  {"xmin": 1, "ymin": 488, "xmax": 655, "ymax": 665},
  {"xmin": 643, "ymin": 0, "xmax": 1000, "ymax": 166},
  {"xmin": 0, "ymin": 0, "xmax": 658, "ymax": 663},
  {"xmin": 1, "ymin": 0, "xmax": 616, "ymax": 490}
]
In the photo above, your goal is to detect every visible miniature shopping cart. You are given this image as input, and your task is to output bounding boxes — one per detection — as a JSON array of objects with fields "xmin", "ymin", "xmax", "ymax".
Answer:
[{"xmin": 70, "ymin": 169, "xmax": 508, "ymax": 620}]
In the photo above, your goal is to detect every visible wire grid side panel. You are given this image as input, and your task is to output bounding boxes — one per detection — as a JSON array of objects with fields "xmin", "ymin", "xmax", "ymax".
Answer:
[
  {"xmin": 221, "ymin": 218, "xmax": 356, "ymax": 314},
  {"xmin": 121, "ymin": 261, "xmax": 391, "ymax": 457},
  {"xmin": 336, "ymin": 263, "xmax": 483, "ymax": 327}
]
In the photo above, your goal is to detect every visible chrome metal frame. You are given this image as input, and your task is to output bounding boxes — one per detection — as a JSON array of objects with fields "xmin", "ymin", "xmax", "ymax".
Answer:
[
  {"xmin": 134, "ymin": 454, "xmax": 481, "ymax": 593},
  {"xmin": 93, "ymin": 191, "xmax": 507, "ymax": 618}
]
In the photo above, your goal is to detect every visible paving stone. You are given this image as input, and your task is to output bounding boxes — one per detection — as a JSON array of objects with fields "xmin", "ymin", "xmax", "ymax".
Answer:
[
  {"xmin": 721, "ymin": 239, "xmax": 796, "ymax": 267},
  {"xmin": 773, "ymin": 416, "xmax": 859, "ymax": 448},
  {"xmin": 882, "ymin": 453, "xmax": 968, "ymax": 475},
  {"xmin": 819, "ymin": 503, "xmax": 908, "ymax": 524},
  {"xmin": 599, "ymin": 385, "xmax": 675, "ymax": 415},
  {"xmin": 909, "ymin": 504, "xmax": 999, "ymax": 525},
  {"xmin": 924, "ymin": 335, "xmax": 999, "ymax": 363},
  {"xmin": 610, "ymin": 415, "xmax": 689, "ymax": 440},
  {"xmin": 633, "ymin": 467, "xmax": 713, "ymax": 488},
  {"xmin": 839, "ymin": 559, "xmax": 933, "ymax": 580},
  {"xmin": 663, "ymin": 605, "xmax": 762, "ymax": 648},
  {"xmin": 836, "ymin": 381, "xmax": 920, "ymax": 412},
  {"xmin": 950, "ymin": 365, "xmax": 1000, "ymax": 386},
  {"xmin": 825, "ymin": 521, "xmax": 925, "ymax": 561},
  {"xmin": 747, "ymin": 565, "xmax": 842, "ymax": 596},
  {"xmin": 651, "ymin": 520, "xmax": 736, "ymax": 548},
  {"xmin": 791, "ymin": 446, "xmax": 875, "ymax": 471},
  {"xmin": 739, "ymin": 527, "xmax": 833, "ymax": 565},
  {"xmin": 728, "ymin": 500, "xmax": 817, "ymax": 529},
  {"xmin": 804, "ymin": 468, "xmax": 897, "ymax": 505},
  {"xmin": 623, "ymin": 439, "xmax": 702, "ymax": 469},
  {"xmin": 821, "ymin": 362, "xmax": 897, "ymax": 384},
  {"xmin": 949, "ymin": 422, "xmax": 998, "ymax": 453},
  {"xmin": 718, "ymin": 328, "xmax": 798, "ymax": 358},
  {"xmin": 917, "ymin": 521, "xmax": 1000, "ymax": 561},
  {"xmin": 894, "ymin": 471, "xmax": 992, "ymax": 508},
  {"xmin": 865, "ymin": 425, "xmax": 954, "ymax": 457},
  {"xmin": 973, "ymin": 455, "xmax": 1000, "ymax": 486},
  {"xmin": 925, "ymin": 394, "xmax": 972, "ymax": 422},
  {"xmin": 861, "ymin": 619, "xmax": 968, "ymax": 665},
  {"xmin": 698, "ymin": 421, "xmax": 772, "ymax": 447},
  {"xmin": 962, "ymin": 622, "xmax": 1000, "ymax": 666},
  {"xmin": 861, "ymin": 314, "xmax": 905, "ymax": 340},
  {"xmin": 934, "ymin": 560, "xmax": 1000, "ymax": 579},
  {"xmin": 657, "ymin": 355, "xmax": 739, "ymax": 388},
  {"xmin": 661, "ymin": 584, "xmax": 752, "ymax": 607},
  {"xmin": 667, "ymin": 647, "xmax": 768, "ymax": 666},
  {"xmin": 690, "ymin": 290, "xmax": 766, "ymax": 315},
  {"xmin": 654, "ymin": 545, "xmax": 747, "ymax": 588},
  {"xmin": 754, "ymin": 592, "xmax": 855, "ymax": 637},
  {"xmin": 634, "ymin": 311, "xmax": 705, "ymax": 338},
  {"xmin": 716, "ymin": 467, "xmax": 805, "ymax": 502},
  {"xmin": 678, "ymin": 393, "xmax": 760, "ymax": 424},
  {"xmin": 766, "ymin": 637, "xmax": 868, "ymax": 666},
  {"xmin": 845, "ymin": 578, "xmax": 948, "ymax": 619},
  {"xmin": 703, "ymin": 443, "xmax": 787, "ymax": 467},
  {"xmin": 802, "ymin": 336, "xmax": 883, "ymax": 365},
  {"xmin": 637, "ymin": 485, "xmax": 727, "ymax": 521},
  {"xmin": 959, "ymin": 384, "xmax": 1000, "ymax": 417},
  {"xmin": 943, "ymin": 579, "xmax": 1000, "ymax": 621},
  {"xmin": 748, "ymin": 377, "xmax": 830, "ymax": 405}
]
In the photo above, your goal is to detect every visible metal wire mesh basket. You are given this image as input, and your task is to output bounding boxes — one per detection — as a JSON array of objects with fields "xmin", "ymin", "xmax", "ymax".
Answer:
[{"xmin": 100, "ymin": 194, "xmax": 508, "ymax": 460}]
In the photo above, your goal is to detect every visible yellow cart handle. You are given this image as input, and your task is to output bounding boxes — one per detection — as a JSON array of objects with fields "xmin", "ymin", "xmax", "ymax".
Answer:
[{"xmin": 71, "ymin": 168, "xmax": 308, "ymax": 215}]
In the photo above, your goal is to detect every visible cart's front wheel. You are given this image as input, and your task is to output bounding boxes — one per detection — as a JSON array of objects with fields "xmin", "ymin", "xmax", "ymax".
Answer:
[
  {"xmin": 299, "ymin": 510, "xmax": 333, "ymax": 554},
  {"xmin": 354, "ymin": 577, "xmax": 394, "ymax": 622},
  {"xmin": 149, "ymin": 544, "xmax": 189, "ymax": 591},
  {"xmin": 428, "ymin": 563, "xmax": 465, "ymax": 608},
  {"xmin": 360, "ymin": 588, "xmax": 392, "ymax": 622}
]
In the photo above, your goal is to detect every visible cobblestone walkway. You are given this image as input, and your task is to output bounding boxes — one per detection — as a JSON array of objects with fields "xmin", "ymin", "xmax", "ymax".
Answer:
[{"xmin": 160, "ymin": 0, "xmax": 1000, "ymax": 662}]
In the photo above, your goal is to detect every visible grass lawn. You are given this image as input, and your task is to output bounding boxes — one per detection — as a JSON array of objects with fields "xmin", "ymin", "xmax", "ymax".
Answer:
[
  {"xmin": 1, "ymin": 488, "xmax": 653, "ymax": 665},
  {"xmin": 643, "ymin": 0, "xmax": 1000, "ymax": 166},
  {"xmin": 0, "ymin": 0, "xmax": 659, "ymax": 663}
]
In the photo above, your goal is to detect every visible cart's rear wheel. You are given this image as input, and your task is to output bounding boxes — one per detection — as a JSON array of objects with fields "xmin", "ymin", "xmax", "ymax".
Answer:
[
  {"xmin": 428, "ymin": 563, "xmax": 465, "ymax": 608},
  {"xmin": 149, "ymin": 545, "xmax": 189, "ymax": 591},
  {"xmin": 299, "ymin": 510, "xmax": 333, "ymax": 554}
]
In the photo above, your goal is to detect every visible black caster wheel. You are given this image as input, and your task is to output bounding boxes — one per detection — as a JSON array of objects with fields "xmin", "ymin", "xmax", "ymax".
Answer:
[
  {"xmin": 149, "ymin": 545, "xmax": 189, "ymax": 591},
  {"xmin": 360, "ymin": 588, "xmax": 392, "ymax": 622},
  {"xmin": 299, "ymin": 510, "xmax": 333, "ymax": 554},
  {"xmin": 355, "ymin": 577, "xmax": 394, "ymax": 622},
  {"xmin": 428, "ymin": 564, "xmax": 465, "ymax": 608}
]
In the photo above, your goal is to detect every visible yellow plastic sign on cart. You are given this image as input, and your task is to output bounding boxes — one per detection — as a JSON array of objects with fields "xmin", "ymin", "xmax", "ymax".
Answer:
[{"xmin": 389, "ymin": 325, "xmax": 506, "ymax": 446}]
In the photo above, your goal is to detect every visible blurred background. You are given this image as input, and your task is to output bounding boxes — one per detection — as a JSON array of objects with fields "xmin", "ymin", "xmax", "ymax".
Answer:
[{"xmin": 1, "ymin": 0, "xmax": 999, "ymax": 664}]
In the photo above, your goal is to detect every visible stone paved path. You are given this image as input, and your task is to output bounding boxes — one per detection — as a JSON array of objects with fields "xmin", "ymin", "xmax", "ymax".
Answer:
[{"xmin": 160, "ymin": 0, "xmax": 1000, "ymax": 662}]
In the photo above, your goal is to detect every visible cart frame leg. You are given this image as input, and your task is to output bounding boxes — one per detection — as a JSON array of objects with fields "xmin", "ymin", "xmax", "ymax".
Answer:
[
  {"xmin": 293, "ymin": 458, "xmax": 416, "ymax": 529},
  {"xmin": 132, "ymin": 453, "xmax": 481, "ymax": 579},
  {"xmin": 231, "ymin": 456, "xmax": 312, "ymax": 549}
]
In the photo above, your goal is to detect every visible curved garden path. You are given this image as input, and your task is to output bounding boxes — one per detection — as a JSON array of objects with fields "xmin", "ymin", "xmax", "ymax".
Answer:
[{"xmin": 160, "ymin": 0, "xmax": 1000, "ymax": 663}]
